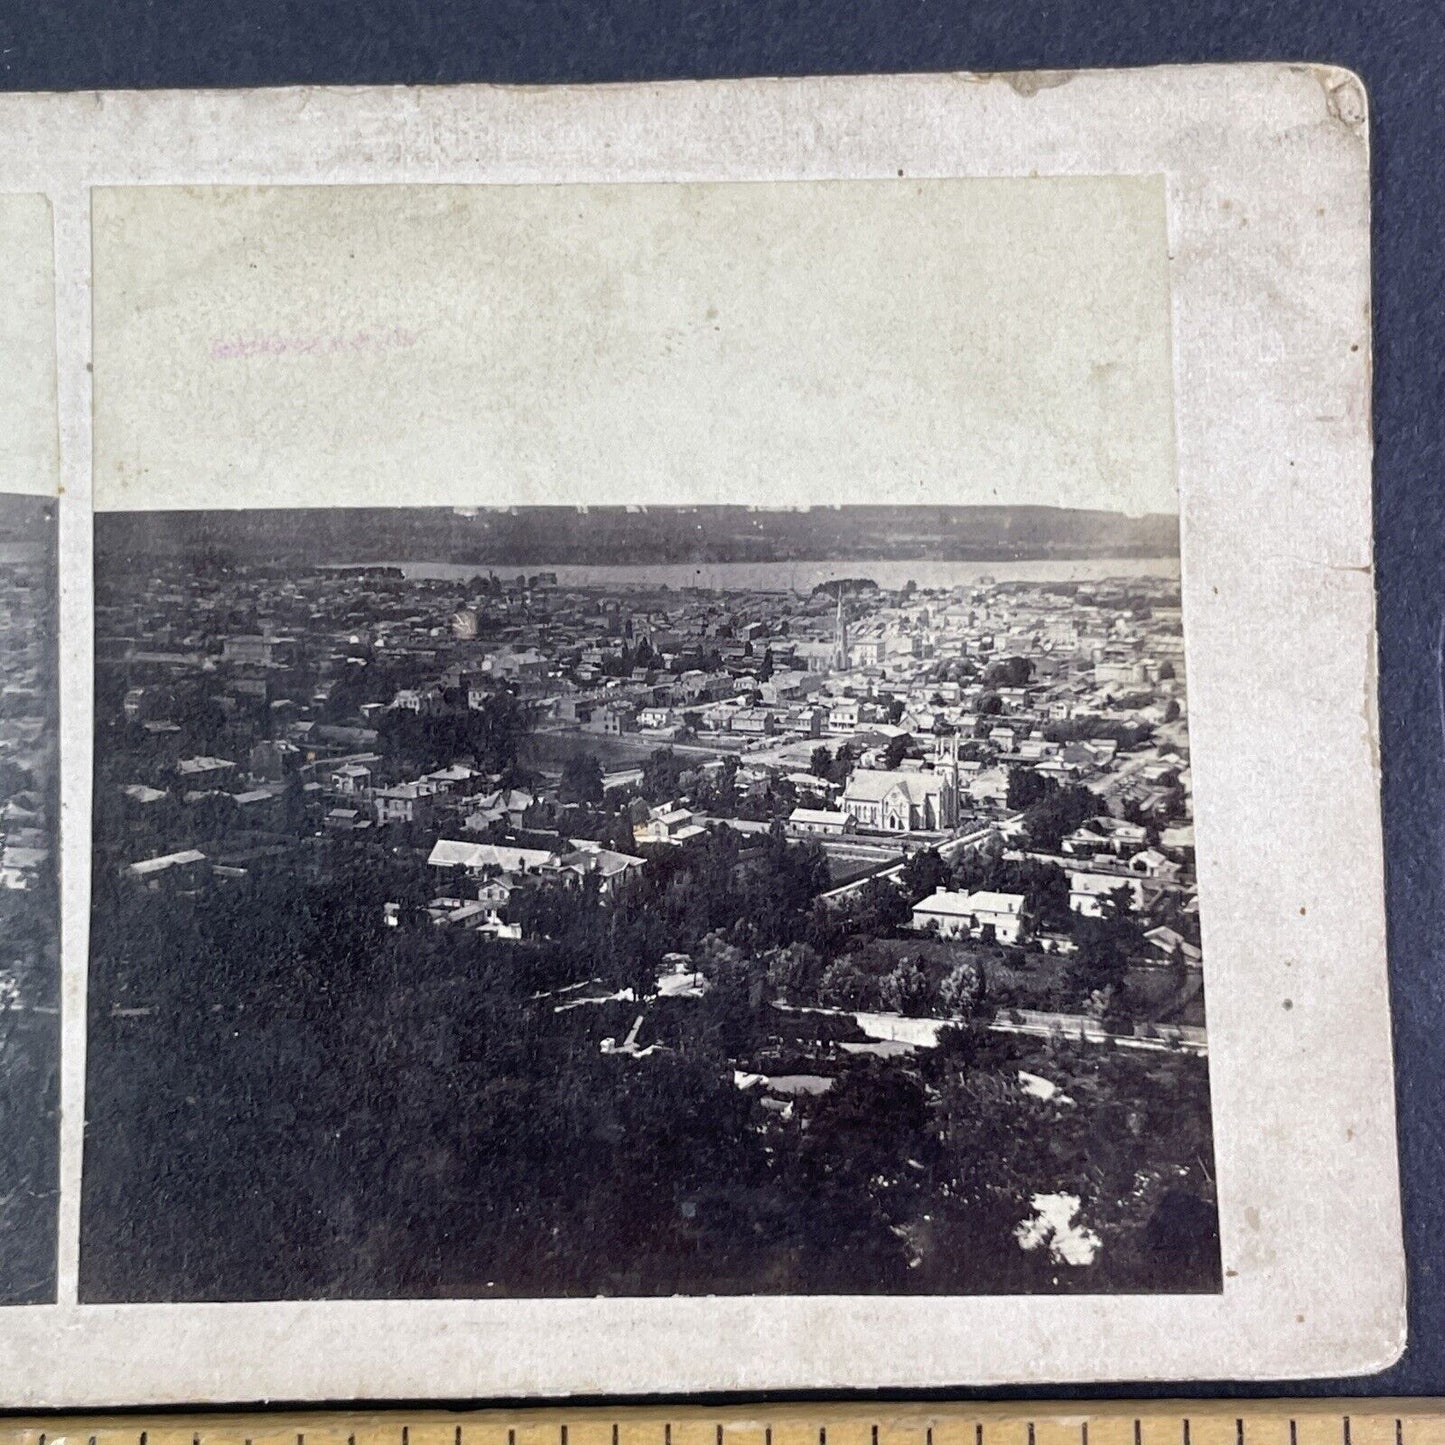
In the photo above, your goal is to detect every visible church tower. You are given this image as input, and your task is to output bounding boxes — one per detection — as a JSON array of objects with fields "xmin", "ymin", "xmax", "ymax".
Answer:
[{"xmin": 832, "ymin": 592, "xmax": 849, "ymax": 670}]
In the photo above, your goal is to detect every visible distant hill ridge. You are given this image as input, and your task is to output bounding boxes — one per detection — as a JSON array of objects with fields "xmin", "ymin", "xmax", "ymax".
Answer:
[{"xmin": 96, "ymin": 503, "xmax": 1179, "ymax": 570}]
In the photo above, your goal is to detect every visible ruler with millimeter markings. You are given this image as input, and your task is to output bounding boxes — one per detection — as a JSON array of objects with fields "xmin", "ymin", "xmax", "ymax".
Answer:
[{"xmin": 1, "ymin": 1403, "xmax": 1441, "ymax": 1445}]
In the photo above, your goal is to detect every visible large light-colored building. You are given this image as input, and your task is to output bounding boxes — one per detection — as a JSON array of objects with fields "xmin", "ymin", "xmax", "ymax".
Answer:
[
  {"xmin": 788, "ymin": 806, "xmax": 854, "ymax": 836},
  {"xmin": 911, "ymin": 887, "xmax": 1026, "ymax": 944},
  {"xmin": 841, "ymin": 766, "xmax": 958, "ymax": 833}
]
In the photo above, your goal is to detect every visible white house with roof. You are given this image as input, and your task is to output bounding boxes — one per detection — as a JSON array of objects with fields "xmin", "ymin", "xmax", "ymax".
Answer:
[
  {"xmin": 788, "ymin": 806, "xmax": 854, "ymax": 837},
  {"xmin": 331, "ymin": 761, "xmax": 372, "ymax": 795},
  {"xmin": 1143, "ymin": 925, "xmax": 1203, "ymax": 968},
  {"xmin": 965, "ymin": 764, "xmax": 1010, "ymax": 808},
  {"xmin": 1127, "ymin": 846, "xmax": 1182, "ymax": 880},
  {"xmin": 634, "ymin": 802, "xmax": 707, "ymax": 847},
  {"xmin": 1068, "ymin": 871, "xmax": 1146, "ymax": 917},
  {"xmin": 545, "ymin": 840, "xmax": 648, "ymax": 893},
  {"xmin": 911, "ymin": 887, "xmax": 1027, "ymax": 944},
  {"xmin": 1063, "ymin": 816, "xmax": 1148, "ymax": 858},
  {"xmin": 373, "ymin": 780, "xmax": 441, "ymax": 826},
  {"xmin": 392, "ymin": 686, "xmax": 447, "ymax": 716}
]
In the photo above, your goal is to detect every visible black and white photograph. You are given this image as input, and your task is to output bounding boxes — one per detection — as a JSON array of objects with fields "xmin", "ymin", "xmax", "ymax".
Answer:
[
  {"xmin": 0, "ymin": 70, "xmax": 1391, "ymax": 1399},
  {"xmin": 0, "ymin": 493, "xmax": 59, "ymax": 1306},
  {"xmin": 81, "ymin": 502, "xmax": 1216, "ymax": 1301}
]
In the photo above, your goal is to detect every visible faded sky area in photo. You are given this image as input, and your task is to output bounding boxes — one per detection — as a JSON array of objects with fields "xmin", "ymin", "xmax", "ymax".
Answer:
[
  {"xmin": 91, "ymin": 176, "xmax": 1174, "ymax": 515},
  {"xmin": 0, "ymin": 194, "xmax": 58, "ymax": 498}
]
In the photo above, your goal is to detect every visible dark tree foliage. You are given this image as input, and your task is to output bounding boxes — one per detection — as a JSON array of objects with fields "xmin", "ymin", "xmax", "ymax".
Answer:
[
  {"xmin": 983, "ymin": 656, "xmax": 1034, "ymax": 688},
  {"xmin": 950, "ymin": 853, "xmax": 1072, "ymax": 933},
  {"xmin": 1021, "ymin": 780, "xmax": 1101, "ymax": 852},
  {"xmin": 899, "ymin": 847, "xmax": 948, "ymax": 904},
  {"xmin": 641, "ymin": 747, "xmax": 692, "ymax": 802},
  {"xmin": 1006, "ymin": 765, "xmax": 1051, "ymax": 811},
  {"xmin": 882, "ymin": 734, "xmax": 911, "ymax": 769},
  {"xmin": 1043, "ymin": 717, "xmax": 1153, "ymax": 749},
  {"xmin": 1066, "ymin": 886, "xmax": 1147, "ymax": 1011},
  {"xmin": 836, "ymin": 875, "xmax": 912, "ymax": 937},
  {"xmin": 375, "ymin": 691, "xmax": 529, "ymax": 775},
  {"xmin": 558, "ymin": 751, "xmax": 605, "ymax": 806}
]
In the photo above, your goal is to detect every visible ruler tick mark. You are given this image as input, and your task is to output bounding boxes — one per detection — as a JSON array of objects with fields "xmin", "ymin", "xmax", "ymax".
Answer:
[
  {"xmin": 1029, "ymin": 1425, "xmax": 1037, "ymax": 1445},
  {"xmin": 1135, "ymin": 1420, "xmax": 1143, "ymax": 1445},
  {"xmin": 562, "ymin": 1427, "xmax": 569, "ymax": 1445},
  {"xmin": 1397, "ymin": 1421, "xmax": 1404, "ymax": 1445},
  {"xmin": 1184, "ymin": 1421, "xmax": 1192, "ymax": 1445},
  {"xmin": 1344, "ymin": 1420, "xmax": 1352, "ymax": 1445}
]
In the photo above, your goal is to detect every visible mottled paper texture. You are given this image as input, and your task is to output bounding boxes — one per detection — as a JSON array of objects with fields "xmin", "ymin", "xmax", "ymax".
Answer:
[
  {"xmin": 0, "ymin": 195, "xmax": 58, "ymax": 498},
  {"xmin": 0, "ymin": 64, "xmax": 1401, "ymax": 1403},
  {"xmin": 91, "ymin": 178, "xmax": 1174, "ymax": 515}
]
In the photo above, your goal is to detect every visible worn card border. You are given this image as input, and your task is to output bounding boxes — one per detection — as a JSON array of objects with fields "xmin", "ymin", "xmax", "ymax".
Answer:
[{"xmin": 0, "ymin": 65, "xmax": 1400, "ymax": 1402}]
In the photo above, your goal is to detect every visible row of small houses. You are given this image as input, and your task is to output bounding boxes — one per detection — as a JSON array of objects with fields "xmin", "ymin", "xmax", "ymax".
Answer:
[{"xmin": 124, "ymin": 832, "xmax": 648, "ymax": 901}]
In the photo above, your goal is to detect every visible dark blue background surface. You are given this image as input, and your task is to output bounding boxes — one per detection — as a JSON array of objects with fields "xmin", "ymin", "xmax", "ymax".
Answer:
[{"xmin": 2, "ymin": 0, "xmax": 1440, "ymax": 1401}]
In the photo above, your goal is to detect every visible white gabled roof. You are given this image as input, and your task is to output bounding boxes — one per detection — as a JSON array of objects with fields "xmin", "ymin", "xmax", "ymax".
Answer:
[
  {"xmin": 912, "ymin": 887, "xmax": 1025, "ymax": 918},
  {"xmin": 963, "ymin": 889, "xmax": 1026, "ymax": 916},
  {"xmin": 789, "ymin": 807, "xmax": 848, "ymax": 826},
  {"xmin": 177, "ymin": 755, "xmax": 235, "ymax": 775},
  {"xmin": 1069, "ymin": 871, "xmax": 1140, "ymax": 896},
  {"xmin": 428, "ymin": 839, "xmax": 554, "ymax": 872},
  {"xmin": 843, "ymin": 767, "xmax": 947, "ymax": 804},
  {"xmin": 129, "ymin": 848, "xmax": 207, "ymax": 877}
]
